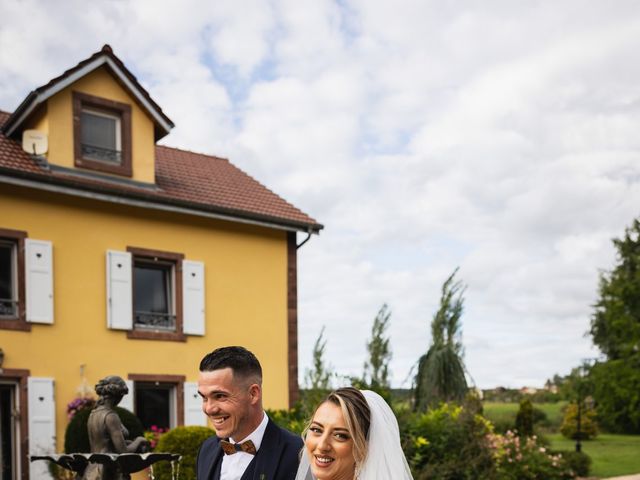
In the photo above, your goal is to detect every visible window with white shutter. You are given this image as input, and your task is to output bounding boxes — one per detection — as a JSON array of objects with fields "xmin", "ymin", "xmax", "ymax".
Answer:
[
  {"xmin": 0, "ymin": 228, "xmax": 27, "ymax": 330},
  {"xmin": 106, "ymin": 250, "xmax": 133, "ymax": 330},
  {"xmin": 182, "ymin": 260, "xmax": 205, "ymax": 336},
  {"xmin": 107, "ymin": 247, "xmax": 205, "ymax": 341},
  {"xmin": 25, "ymin": 239, "xmax": 54, "ymax": 324},
  {"xmin": 28, "ymin": 377, "xmax": 56, "ymax": 480},
  {"xmin": 0, "ymin": 230, "xmax": 55, "ymax": 330},
  {"xmin": 183, "ymin": 382, "xmax": 207, "ymax": 426}
]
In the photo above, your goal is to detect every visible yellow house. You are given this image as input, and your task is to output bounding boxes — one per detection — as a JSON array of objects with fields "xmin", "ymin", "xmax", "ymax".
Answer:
[{"xmin": 0, "ymin": 45, "xmax": 322, "ymax": 480}]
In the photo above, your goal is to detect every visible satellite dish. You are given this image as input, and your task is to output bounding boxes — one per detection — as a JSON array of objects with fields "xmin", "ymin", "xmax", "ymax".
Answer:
[{"xmin": 22, "ymin": 129, "xmax": 48, "ymax": 155}]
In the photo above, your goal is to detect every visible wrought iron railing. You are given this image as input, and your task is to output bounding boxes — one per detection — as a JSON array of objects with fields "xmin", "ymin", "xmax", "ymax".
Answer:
[
  {"xmin": 0, "ymin": 298, "xmax": 17, "ymax": 317},
  {"xmin": 134, "ymin": 311, "xmax": 176, "ymax": 331},
  {"xmin": 81, "ymin": 144, "xmax": 122, "ymax": 164}
]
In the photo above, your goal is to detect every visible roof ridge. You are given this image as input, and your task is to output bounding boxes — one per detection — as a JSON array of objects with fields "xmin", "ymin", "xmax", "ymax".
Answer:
[{"xmin": 2, "ymin": 45, "xmax": 173, "ymax": 138}]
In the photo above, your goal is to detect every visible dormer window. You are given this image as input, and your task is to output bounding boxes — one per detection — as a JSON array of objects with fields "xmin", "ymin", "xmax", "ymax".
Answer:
[
  {"xmin": 81, "ymin": 108, "xmax": 121, "ymax": 163},
  {"xmin": 73, "ymin": 91, "xmax": 132, "ymax": 176}
]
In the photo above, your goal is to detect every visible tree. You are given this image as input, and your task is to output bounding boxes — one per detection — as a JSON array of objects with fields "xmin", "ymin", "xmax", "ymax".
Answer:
[
  {"xmin": 589, "ymin": 358, "xmax": 640, "ymax": 433},
  {"xmin": 305, "ymin": 326, "xmax": 332, "ymax": 390},
  {"xmin": 590, "ymin": 219, "xmax": 640, "ymax": 360},
  {"xmin": 414, "ymin": 268, "xmax": 469, "ymax": 411},
  {"xmin": 363, "ymin": 303, "xmax": 392, "ymax": 390},
  {"xmin": 588, "ymin": 219, "xmax": 640, "ymax": 433},
  {"xmin": 515, "ymin": 398, "xmax": 534, "ymax": 437},
  {"xmin": 303, "ymin": 326, "xmax": 333, "ymax": 415},
  {"xmin": 560, "ymin": 402, "xmax": 598, "ymax": 440}
]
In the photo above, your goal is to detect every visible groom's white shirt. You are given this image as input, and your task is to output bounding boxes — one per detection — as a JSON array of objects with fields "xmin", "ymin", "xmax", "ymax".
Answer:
[{"xmin": 220, "ymin": 411, "xmax": 268, "ymax": 480}]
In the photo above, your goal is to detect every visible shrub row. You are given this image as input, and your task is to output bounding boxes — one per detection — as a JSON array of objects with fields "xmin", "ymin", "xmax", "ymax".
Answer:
[{"xmin": 63, "ymin": 400, "xmax": 590, "ymax": 479}]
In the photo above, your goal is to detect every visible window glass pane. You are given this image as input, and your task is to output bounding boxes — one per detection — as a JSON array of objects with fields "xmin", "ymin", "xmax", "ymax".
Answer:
[
  {"xmin": 0, "ymin": 244, "xmax": 12, "ymax": 300},
  {"xmin": 81, "ymin": 110, "xmax": 121, "ymax": 164},
  {"xmin": 135, "ymin": 384, "xmax": 171, "ymax": 430},
  {"xmin": 0, "ymin": 244, "xmax": 15, "ymax": 317},
  {"xmin": 81, "ymin": 111, "xmax": 117, "ymax": 150},
  {"xmin": 133, "ymin": 264, "xmax": 169, "ymax": 314}
]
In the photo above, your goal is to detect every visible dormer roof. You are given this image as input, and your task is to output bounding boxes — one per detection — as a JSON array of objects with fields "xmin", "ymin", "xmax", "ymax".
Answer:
[
  {"xmin": 0, "ymin": 47, "xmax": 322, "ymax": 233},
  {"xmin": 0, "ymin": 110, "xmax": 322, "ymax": 233},
  {"xmin": 2, "ymin": 45, "xmax": 174, "ymax": 141}
]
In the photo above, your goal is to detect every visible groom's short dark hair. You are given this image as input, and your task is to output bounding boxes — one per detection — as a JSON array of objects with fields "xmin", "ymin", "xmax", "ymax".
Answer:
[{"xmin": 199, "ymin": 346, "xmax": 262, "ymax": 384}]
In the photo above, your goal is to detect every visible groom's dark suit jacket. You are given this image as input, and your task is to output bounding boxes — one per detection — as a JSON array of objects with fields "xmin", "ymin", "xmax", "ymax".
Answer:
[{"xmin": 196, "ymin": 418, "xmax": 303, "ymax": 480}]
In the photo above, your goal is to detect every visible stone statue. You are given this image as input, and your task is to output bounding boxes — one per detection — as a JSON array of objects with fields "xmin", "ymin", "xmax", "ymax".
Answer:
[{"xmin": 82, "ymin": 376, "xmax": 149, "ymax": 480}]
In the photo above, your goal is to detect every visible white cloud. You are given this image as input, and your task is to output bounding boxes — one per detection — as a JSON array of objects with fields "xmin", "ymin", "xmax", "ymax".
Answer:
[{"xmin": 2, "ymin": 0, "xmax": 640, "ymax": 389}]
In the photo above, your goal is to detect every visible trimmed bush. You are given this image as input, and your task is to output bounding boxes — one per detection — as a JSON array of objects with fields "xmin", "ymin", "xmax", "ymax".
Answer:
[
  {"xmin": 152, "ymin": 426, "xmax": 215, "ymax": 480},
  {"xmin": 560, "ymin": 402, "xmax": 597, "ymax": 440},
  {"xmin": 64, "ymin": 407, "xmax": 144, "ymax": 453},
  {"xmin": 403, "ymin": 403, "xmax": 496, "ymax": 479},
  {"xmin": 515, "ymin": 398, "xmax": 535, "ymax": 437},
  {"xmin": 266, "ymin": 403, "xmax": 308, "ymax": 435},
  {"xmin": 557, "ymin": 450, "xmax": 592, "ymax": 477},
  {"xmin": 532, "ymin": 406, "xmax": 548, "ymax": 427}
]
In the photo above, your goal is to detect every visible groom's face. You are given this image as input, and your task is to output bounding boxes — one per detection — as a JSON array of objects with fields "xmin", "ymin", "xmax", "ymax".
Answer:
[{"xmin": 198, "ymin": 367, "xmax": 261, "ymax": 440}]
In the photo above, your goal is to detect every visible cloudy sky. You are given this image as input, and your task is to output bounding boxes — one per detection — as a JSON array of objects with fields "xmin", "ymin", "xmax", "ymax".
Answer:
[{"xmin": 2, "ymin": 0, "xmax": 640, "ymax": 388}]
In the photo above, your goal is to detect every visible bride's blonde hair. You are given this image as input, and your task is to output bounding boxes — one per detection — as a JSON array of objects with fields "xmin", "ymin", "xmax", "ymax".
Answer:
[{"xmin": 306, "ymin": 387, "xmax": 371, "ymax": 468}]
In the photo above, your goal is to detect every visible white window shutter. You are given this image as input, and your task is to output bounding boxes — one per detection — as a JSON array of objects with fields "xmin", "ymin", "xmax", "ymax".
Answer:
[
  {"xmin": 25, "ymin": 239, "xmax": 54, "ymax": 324},
  {"xmin": 183, "ymin": 382, "xmax": 207, "ymax": 426},
  {"xmin": 28, "ymin": 377, "xmax": 56, "ymax": 480},
  {"xmin": 106, "ymin": 250, "xmax": 132, "ymax": 330},
  {"xmin": 183, "ymin": 260, "xmax": 205, "ymax": 335},
  {"xmin": 119, "ymin": 379, "xmax": 135, "ymax": 413}
]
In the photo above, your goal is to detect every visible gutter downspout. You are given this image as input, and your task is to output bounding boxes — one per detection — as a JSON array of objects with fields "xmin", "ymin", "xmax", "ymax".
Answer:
[{"xmin": 296, "ymin": 229, "xmax": 313, "ymax": 250}]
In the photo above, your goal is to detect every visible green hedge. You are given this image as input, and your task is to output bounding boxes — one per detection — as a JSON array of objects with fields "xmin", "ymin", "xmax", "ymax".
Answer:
[{"xmin": 153, "ymin": 426, "xmax": 215, "ymax": 480}]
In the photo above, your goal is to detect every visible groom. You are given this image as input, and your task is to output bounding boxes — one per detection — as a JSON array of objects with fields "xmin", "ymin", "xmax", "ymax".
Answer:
[{"xmin": 196, "ymin": 346, "xmax": 303, "ymax": 480}]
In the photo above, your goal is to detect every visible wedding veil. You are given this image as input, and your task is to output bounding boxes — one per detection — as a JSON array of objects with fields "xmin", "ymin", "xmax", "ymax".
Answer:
[{"xmin": 294, "ymin": 389, "xmax": 414, "ymax": 480}]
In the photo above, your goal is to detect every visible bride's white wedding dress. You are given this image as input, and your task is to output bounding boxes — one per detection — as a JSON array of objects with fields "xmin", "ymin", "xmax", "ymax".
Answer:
[{"xmin": 295, "ymin": 390, "xmax": 414, "ymax": 480}]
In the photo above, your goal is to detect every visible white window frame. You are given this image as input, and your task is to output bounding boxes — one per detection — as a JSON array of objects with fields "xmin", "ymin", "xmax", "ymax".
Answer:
[{"xmin": 80, "ymin": 107, "xmax": 122, "ymax": 154}]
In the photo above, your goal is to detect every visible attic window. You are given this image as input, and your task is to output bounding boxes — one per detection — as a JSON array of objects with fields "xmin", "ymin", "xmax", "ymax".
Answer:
[
  {"xmin": 81, "ymin": 108, "xmax": 121, "ymax": 163},
  {"xmin": 73, "ymin": 91, "xmax": 132, "ymax": 177}
]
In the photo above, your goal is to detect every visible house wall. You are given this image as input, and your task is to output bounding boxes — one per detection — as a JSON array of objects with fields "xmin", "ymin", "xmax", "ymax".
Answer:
[
  {"xmin": 27, "ymin": 66, "xmax": 156, "ymax": 183},
  {"xmin": 0, "ymin": 183, "xmax": 291, "ymax": 452}
]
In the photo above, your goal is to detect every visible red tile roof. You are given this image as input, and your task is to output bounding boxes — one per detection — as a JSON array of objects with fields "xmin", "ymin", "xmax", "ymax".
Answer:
[
  {"xmin": 3, "ymin": 45, "xmax": 174, "ymax": 141},
  {"xmin": 0, "ymin": 110, "xmax": 322, "ymax": 232}
]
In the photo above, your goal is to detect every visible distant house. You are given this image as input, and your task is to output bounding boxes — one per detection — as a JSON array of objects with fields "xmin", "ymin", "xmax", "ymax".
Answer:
[
  {"xmin": 0, "ymin": 45, "xmax": 322, "ymax": 480},
  {"xmin": 520, "ymin": 386, "xmax": 539, "ymax": 395}
]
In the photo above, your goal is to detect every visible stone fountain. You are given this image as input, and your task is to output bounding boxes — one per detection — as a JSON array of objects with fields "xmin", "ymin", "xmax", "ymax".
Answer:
[
  {"xmin": 31, "ymin": 452, "xmax": 181, "ymax": 479},
  {"xmin": 31, "ymin": 376, "xmax": 181, "ymax": 479}
]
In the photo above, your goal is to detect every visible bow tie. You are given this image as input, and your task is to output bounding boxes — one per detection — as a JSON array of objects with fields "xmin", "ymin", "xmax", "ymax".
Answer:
[{"xmin": 220, "ymin": 439, "xmax": 257, "ymax": 455}]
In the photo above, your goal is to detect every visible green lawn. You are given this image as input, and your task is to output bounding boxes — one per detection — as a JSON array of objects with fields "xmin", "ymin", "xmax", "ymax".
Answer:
[
  {"xmin": 483, "ymin": 402, "xmax": 640, "ymax": 477},
  {"xmin": 483, "ymin": 401, "xmax": 520, "ymax": 419},
  {"xmin": 483, "ymin": 401, "xmax": 567, "ymax": 432},
  {"xmin": 535, "ymin": 401, "xmax": 567, "ymax": 427},
  {"xmin": 548, "ymin": 433, "xmax": 640, "ymax": 478}
]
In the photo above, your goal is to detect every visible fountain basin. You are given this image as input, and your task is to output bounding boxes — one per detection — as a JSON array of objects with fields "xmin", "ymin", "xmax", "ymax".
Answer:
[{"xmin": 31, "ymin": 452, "xmax": 181, "ymax": 476}]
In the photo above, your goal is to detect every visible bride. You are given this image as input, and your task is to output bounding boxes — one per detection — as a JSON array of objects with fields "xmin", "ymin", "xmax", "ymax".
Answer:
[{"xmin": 295, "ymin": 387, "xmax": 413, "ymax": 480}]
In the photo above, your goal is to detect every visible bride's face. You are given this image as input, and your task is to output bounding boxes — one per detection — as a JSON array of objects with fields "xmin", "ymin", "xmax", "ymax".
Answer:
[{"xmin": 305, "ymin": 401, "xmax": 356, "ymax": 480}]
